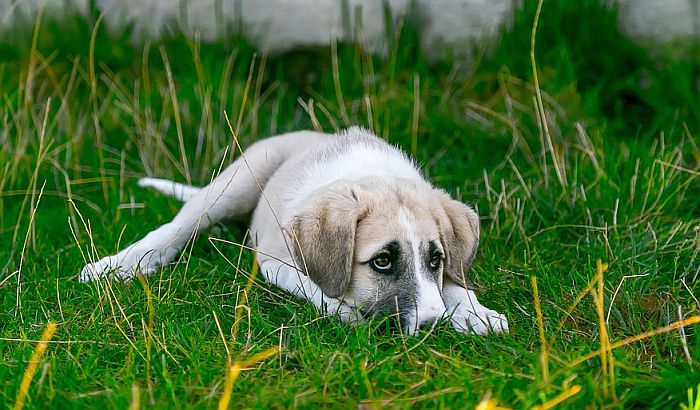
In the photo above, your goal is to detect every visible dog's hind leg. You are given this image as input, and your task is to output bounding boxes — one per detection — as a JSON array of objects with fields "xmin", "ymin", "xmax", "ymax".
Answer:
[
  {"xmin": 138, "ymin": 177, "xmax": 201, "ymax": 202},
  {"xmin": 80, "ymin": 131, "xmax": 326, "ymax": 282}
]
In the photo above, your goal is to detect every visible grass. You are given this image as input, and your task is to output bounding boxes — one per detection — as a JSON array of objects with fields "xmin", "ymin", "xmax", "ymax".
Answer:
[{"xmin": 1, "ymin": 0, "xmax": 699, "ymax": 408}]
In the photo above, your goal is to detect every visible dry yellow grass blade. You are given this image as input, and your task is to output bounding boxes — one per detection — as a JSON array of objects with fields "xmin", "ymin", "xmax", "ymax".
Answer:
[
  {"xmin": 532, "ymin": 385, "xmax": 582, "ymax": 410},
  {"xmin": 569, "ymin": 315, "xmax": 700, "ymax": 368},
  {"xmin": 13, "ymin": 322, "xmax": 58, "ymax": 410},
  {"xmin": 129, "ymin": 383, "xmax": 140, "ymax": 410},
  {"xmin": 530, "ymin": 0, "xmax": 567, "ymax": 192},
  {"xmin": 135, "ymin": 273, "xmax": 155, "ymax": 401},
  {"xmin": 218, "ymin": 363, "xmax": 242, "ymax": 410},
  {"xmin": 218, "ymin": 347, "xmax": 279, "ymax": 410},
  {"xmin": 592, "ymin": 259, "xmax": 611, "ymax": 398},
  {"xmin": 232, "ymin": 256, "xmax": 259, "ymax": 343},
  {"xmin": 475, "ymin": 394, "xmax": 513, "ymax": 410},
  {"xmin": 532, "ymin": 276, "xmax": 549, "ymax": 384}
]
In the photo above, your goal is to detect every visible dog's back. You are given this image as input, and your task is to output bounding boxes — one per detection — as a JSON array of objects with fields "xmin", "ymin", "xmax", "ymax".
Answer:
[{"xmin": 260, "ymin": 127, "xmax": 423, "ymax": 218}]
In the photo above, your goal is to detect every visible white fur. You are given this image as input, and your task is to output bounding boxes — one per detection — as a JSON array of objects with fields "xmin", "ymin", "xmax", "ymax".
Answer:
[
  {"xmin": 443, "ymin": 283, "xmax": 509, "ymax": 334},
  {"xmin": 284, "ymin": 143, "xmax": 422, "ymax": 217},
  {"xmin": 399, "ymin": 206, "xmax": 447, "ymax": 333},
  {"xmin": 138, "ymin": 177, "xmax": 201, "ymax": 202}
]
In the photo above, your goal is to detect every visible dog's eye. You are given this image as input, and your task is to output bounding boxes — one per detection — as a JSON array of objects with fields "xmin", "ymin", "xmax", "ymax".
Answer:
[
  {"xmin": 371, "ymin": 255, "xmax": 392, "ymax": 272},
  {"xmin": 429, "ymin": 253, "xmax": 442, "ymax": 270}
]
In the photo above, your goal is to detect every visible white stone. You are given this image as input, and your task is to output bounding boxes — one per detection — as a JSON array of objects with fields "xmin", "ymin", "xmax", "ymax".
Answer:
[
  {"xmin": 1, "ymin": 0, "xmax": 697, "ymax": 57},
  {"xmin": 615, "ymin": 0, "xmax": 698, "ymax": 44}
]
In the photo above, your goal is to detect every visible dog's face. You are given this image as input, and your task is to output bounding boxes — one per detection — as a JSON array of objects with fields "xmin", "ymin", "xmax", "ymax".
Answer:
[
  {"xmin": 291, "ymin": 177, "xmax": 480, "ymax": 333},
  {"xmin": 347, "ymin": 201, "xmax": 447, "ymax": 331}
]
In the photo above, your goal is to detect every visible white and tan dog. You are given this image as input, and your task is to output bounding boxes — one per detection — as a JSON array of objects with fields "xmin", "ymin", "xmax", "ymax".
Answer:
[{"xmin": 80, "ymin": 127, "xmax": 508, "ymax": 335}]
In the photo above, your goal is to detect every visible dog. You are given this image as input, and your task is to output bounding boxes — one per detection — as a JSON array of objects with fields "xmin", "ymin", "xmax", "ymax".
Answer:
[{"xmin": 80, "ymin": 127, "xmax": 508, "ymax": 335}]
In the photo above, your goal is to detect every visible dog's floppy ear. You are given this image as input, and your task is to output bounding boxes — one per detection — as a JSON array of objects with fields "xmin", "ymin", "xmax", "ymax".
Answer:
[
  {"xmin": 289, "ymin": 184, "xmax": 367, "ymax": 298},
  {"xmin": 436, "ymin": 193, "xmax": 480, "ymax": 289}
]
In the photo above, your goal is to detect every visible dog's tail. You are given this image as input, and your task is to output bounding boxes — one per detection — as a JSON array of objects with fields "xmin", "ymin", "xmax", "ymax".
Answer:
[{"xmin": 138, "ymin": 177, "xmax": 201, "ymax": 202}]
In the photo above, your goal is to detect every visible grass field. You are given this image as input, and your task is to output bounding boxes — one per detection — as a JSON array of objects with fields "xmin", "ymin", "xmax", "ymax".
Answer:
[{"xmin": 1, "ymin": 1, "xmax": 699, "ymax": 408}]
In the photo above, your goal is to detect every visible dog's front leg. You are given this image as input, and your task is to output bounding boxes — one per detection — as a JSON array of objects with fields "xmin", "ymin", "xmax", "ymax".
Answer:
[
  {"xmin": 80, "ymin": 149, "xmax": 275, "ymax": 281},
  {"xmin": 259, "ymin": 260, "xmax": 361, "ymax": 324},
  {"xmin": 442, "ymin": 281, "xmax": 508, "ymax": 335},
  {"xmin": 79, "ymin": 193, "xmax": 219, "ymax": 281}
]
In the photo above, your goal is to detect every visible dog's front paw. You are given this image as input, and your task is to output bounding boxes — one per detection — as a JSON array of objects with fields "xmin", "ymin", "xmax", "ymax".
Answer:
[
  {"xmin": 79, "ymin": 246, "xmax": 158, "ymax": 282},
  {"xmin": 450, "ymin": 306, "xmax": 509, "ymax": 335}
]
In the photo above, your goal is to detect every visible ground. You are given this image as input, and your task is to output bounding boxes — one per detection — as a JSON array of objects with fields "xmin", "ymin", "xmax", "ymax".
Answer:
[{"xmin": 1, "ymin": 1, "xmax": 699, "ymax": 408}]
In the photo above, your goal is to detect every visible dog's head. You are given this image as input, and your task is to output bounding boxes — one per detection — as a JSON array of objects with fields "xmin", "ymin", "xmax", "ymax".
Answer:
[{"xmin": 290, "ymin": 177, "xmax": 480, "ymax": 333}]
